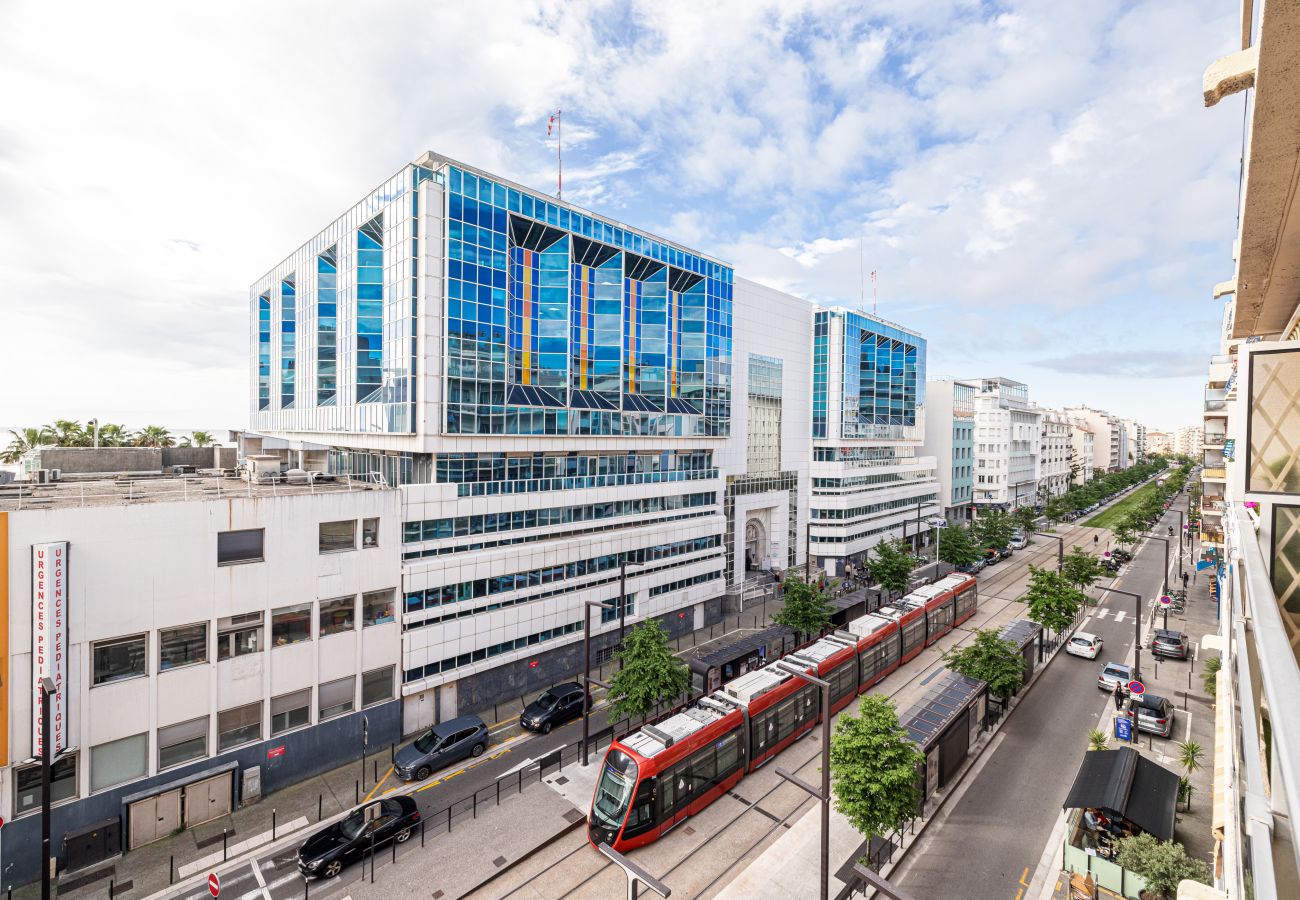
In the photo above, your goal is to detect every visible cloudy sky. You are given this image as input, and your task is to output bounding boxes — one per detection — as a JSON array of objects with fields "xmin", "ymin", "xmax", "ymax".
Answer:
[{"xmin": 0, "ymin": 0, "xmax": 1242, "ymax": 433}]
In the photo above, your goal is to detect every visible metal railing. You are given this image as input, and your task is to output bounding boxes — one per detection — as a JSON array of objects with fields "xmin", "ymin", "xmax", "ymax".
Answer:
[{"xmin": 0, "ymin": 470, "xmax": 389, "ymax": 510}]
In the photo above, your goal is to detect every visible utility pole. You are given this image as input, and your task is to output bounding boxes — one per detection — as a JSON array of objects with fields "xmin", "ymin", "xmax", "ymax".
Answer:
[
  {"xmin": 40, "ymin": 677, "xmax": 56, "ymax": 900},
  {"xmin": 581, "ymin": 599, "xmax": 616, "ymax": 766},
  {"xmin": 775, "ymin": 664, "xmax": 832, "ymax": 900}
]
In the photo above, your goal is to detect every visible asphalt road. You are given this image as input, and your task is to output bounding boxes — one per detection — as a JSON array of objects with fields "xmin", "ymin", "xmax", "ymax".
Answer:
[{"xmin": 890, "ymin": 491, "xmax": 1190, "ymax": 900}]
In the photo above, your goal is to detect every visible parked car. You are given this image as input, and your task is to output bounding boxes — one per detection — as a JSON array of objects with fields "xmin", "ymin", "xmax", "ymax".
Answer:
[
  {"xmin": 394, "ymin": 715, "xmax": 489, "ymax": 781},
  {"xmin": 521, "ymin": 682, "xmax": 589, "ymax": 734},
  {"xmin": 1150, "ymin": 629, "xmax": 1190, "ymax": 660},
  {"xmin": 1097, "ymin": 661, "xmax": 1132, "ymax": 692},
  {"xmin": 997, "ymin": 546, "xmax": 1013, "ymax": 560},
  {"xmin": 1131, "ymin": 694, "xmax": 1175, "ymax": 738},
  {"xmin": 1066, "ymin": 632, "xmax": 1104, "ymax": 660},
  {"xmin": 298, "ymin": 796, "xmax": 420, "ymax": 879},
  {"xmin": 958, "ymin": 558, "xmax": 987, "ymax": 574},
  {"xmin": 982, "ymin": 548, "xmax": 1002, "ymax": 566},
  {"xmin": 1008, "ymin": 535, "xmax": 1027, "ymax": 550}
]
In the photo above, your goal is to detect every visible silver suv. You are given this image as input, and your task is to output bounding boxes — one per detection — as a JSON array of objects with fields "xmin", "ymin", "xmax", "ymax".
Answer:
[{"xmin": 394, "ymin": 715, "xmax": 489, "ymax": 781}]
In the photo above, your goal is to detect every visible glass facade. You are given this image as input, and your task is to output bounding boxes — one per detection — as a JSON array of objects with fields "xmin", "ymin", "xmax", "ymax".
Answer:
[
  {"xmin": 443, "ymin": 165, "xmax": 731, "ymax": 437},
  {"xmin": 257, "ymin": 292, "xmax": 271, "ymax": 411},
  {"xmin": 280, "ymin": 275, "xmax": 296, "ymax": 409},
  {"xmin": 811, "ymin": 309, "xmax": 926, "ymax": 441},
  {"xmin": 317, "ymin": 247, "xmax": 338, "ymax": 405},
  {"xmin": 356, "ymin": 217, "xmax": 384, "ymax": 402}
]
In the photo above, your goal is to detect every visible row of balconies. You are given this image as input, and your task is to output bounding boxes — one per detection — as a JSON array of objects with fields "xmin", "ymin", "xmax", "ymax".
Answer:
[
  {"xmin": 1205, "ymin": 387, "xmax": 1228, "ymax": 413},
  {"xmin": 1203, "ymin": 467, "xmax": 1227, "ymax": 481}
]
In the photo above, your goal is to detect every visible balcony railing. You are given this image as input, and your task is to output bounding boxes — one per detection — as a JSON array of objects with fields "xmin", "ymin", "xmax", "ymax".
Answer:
[
  {"xmin": 1203, "ymin": 432, "xmax": 1227, "ymax": 446},
  {"xmin": 1205, "ymin": 388, "xmax": 1228, "ymax": 411},
  {"xmin": 1203, "ymin": 467, "xmax": 1227, "ymax": 480},
  {"xmin": 1200, "ymin": 530, "xmax": 1224, "ymax": 544}
]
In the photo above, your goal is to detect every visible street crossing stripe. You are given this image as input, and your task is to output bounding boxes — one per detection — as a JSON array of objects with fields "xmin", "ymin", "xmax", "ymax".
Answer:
[
  {"xmin": 1115, "ymin": 610, "xmax": 1127, "ymax": 622},
  {"xmin": 1096, "ymin": 609, "xmax": 1109, "ymax": 619}
]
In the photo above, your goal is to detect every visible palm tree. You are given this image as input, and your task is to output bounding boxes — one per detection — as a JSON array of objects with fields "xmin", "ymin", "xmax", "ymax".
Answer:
[
  {"xmin": 1177, "ymin": 740, "xmax": 1204, "ymax": 777},
  {"xmin": 1088, "ymin": 729, "xmax": 1108, "ymax": 752},
  {"xmin": 96, "ymin": 423, "xmax": 128, "ymax": 447},
  {"xmin": 49, "ymin": 419, "xmax": 89, "ymax": 447},
  {"xmin": 1, "ymin": 427, "xmax": 53, "ymax": 464},
  {"xmin": 133, "ymin": 425, "xmax": 174, "ymax": 448},
  {"xmin": 189, "ymin": 430, "xmax": 215, "ymax": 447}
]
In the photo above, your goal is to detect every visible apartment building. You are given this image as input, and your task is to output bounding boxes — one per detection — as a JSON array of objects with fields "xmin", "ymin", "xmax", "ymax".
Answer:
[
  {"xmin": 1035, "ymin": 406, "xmax": 1073, "ymax": 499},
  {"xmin": 0, "ymin": 474, "xmax": 401, "ymax": 882},
  {"xmin": 1197, "ymin": 0, "xmax": 1300, "ymax": 893},
  {"xmin": 1173, "ymin": 424, "xmax": 1203, "ymax": 458},
  {"xmin": 1063, "ymin": 405, "xmax": 1126, "ymax": 473},
  {"xmin": 1068, "ymin": 417, "xmax": 1095, "ymax": 485},
  {"xmin": 921, "ymin": 379, "xmax": 975, "ymax": 522},
  {"xmin": 970, "ymin": 377, "xmax": 1042, "ymax": 511}
]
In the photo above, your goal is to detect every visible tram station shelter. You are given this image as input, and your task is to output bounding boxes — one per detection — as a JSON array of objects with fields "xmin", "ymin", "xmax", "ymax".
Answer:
[{"xmin": 900, "ymin": 671, "xmax": 988, "ymax": 801}]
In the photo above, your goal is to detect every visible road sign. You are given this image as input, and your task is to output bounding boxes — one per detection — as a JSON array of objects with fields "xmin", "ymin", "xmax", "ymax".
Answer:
[
  {"xmin": 1127, "ymin": 680, "xmax": 1145, "ymax": 696},
  {"xmin": 1159, "ymin": 595, "xmax": 1172, "ymax": 607},
  {"xmin": 1114, "ymin": 715, "xmax": 1132, "ymax": 742},
  {"xmin": 1103, "ymin": 551, "xmax": 1111, "ymax": 559},
  {"xmin": 208, "ymin": 873, "xmax": 220, "ymax": 898}
]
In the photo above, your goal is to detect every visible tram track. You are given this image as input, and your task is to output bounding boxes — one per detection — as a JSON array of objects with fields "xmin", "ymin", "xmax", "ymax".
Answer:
[{"xmin": 497, "ymin": 518, "xmax": 1115, "ymax": 899}]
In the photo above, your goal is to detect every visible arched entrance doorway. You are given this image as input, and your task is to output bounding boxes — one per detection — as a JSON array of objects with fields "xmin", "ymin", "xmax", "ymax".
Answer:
[{"xmin": 745, "ymin": 517, "xmax": 769, "ymax": 572}]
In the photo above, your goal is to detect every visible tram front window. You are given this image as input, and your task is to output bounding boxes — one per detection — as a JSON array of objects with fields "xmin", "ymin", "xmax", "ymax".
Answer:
[{"xmin": 589, "ymin": 749, "xmax": 638, "ymax": 847}]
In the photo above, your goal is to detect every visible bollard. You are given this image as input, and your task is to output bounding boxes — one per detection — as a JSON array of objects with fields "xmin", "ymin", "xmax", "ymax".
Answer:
[
  {"xmin": 374, "ymin": 759, "xmax": 378, "ymax": 783},
  {"xmin": 110, "ymin": 879, "xmax": 114, "ymax": 899},
  {"xmin": 319, "ymin": 794, "xmax": 323, "ymax": 821},
  {"xmin": 421, "ymin": 819, "xmax": 425, "ymax": 848},
  {"xmin": 392, "ymin": 836, "xmax": 396, "ymax": 864},
  {"xmin": 170, "ymin": 854, "xmax": 175, "ymax": 885},
  {"xmin": 223, "ymin": 828, "xmax": 228, "ymax": 861},
  {"xmin": 390, "ymin": 742, "xmax": 395, "ymax": 763},
  {"xmin": 447, "ymin": 806, "xmax": 452, "ymax": 833},
  {"xmin": 473, "ymin": 793, "xmax": 477, "ymax": 819},
  {"xmin": 273, "ymin": 808, "xmax": 277, "ymax": 839},
  {"xmin": 370, "ymin": 834, "xmax": 376, "ymax": 884},
  {"xmin": 355, "ymin": 780, "xmax": 360, "ymax": 805},
  {"xmin": 518, "ymin": 769, "xmax": 523, "ymax": 794},
  {"xmin": 304, "ymin": 875, "xmax": 309, "ymax": 900},
  {"xmin": 497, "ymin": 780, "xmax": 501, "ymax": 805}
]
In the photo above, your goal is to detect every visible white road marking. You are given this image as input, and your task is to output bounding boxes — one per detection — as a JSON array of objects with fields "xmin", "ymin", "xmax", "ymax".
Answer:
[
  {"xmin": 1095, "ymin": 608, "xmax": 1110, "ymax": 620},
  {"xmin": 1114, "ymin": 610, "xmax": 1127, "ymax": 623},
  {"xmin": 249, "ymin": 860, "xmax": 272, "ymax": 900}
]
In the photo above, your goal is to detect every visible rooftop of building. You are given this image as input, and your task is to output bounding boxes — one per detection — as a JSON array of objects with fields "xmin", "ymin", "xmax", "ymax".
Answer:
[
  {"xmin": 0, "ymin": 469, "xmax": 390, "ymax": 512},
  {"xmin": 817, "ymin": 305, "xmax": 924, "ymax": 340}
]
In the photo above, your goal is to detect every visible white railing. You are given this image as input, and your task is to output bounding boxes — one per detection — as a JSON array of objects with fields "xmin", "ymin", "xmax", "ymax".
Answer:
[{"xmin": 0, "ymin": 470, "xmax": 389, "ymax": 510}]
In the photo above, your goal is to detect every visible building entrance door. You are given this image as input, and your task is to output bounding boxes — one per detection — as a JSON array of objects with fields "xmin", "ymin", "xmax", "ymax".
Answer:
[
  {"xmin": 128, "ymin": 788, "xmax": 182, "ymax": 849},
  {"xmin": 184, "ymin": 772, "xmax": 233, "ymax": 828}
]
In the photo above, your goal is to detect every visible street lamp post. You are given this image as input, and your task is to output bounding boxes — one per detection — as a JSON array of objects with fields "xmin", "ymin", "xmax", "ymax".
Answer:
[
  {"xmin": 581, "ymin": 599, "xmax": 617, "ymax": 767},
  {"xmin": 617, "ymin": 558, "xmax": 644, "ymax": 672},
  {"xmin": 596, "ymin": 842, "xmax": 671, "ymax": 900},
  {"xmin": 40, "ymin": 676, "xmax": 56, "ymax": 900},
  {"xmin": 1091, "ymin": 587, "xmax": 1144, "ymax": 682},
  {"xmin": 774, "ymin": 663, "xmax": 832, "ymax": 900},
  {"xmin": 805, "ymin": 524, "xmax": 811, "ymax": 582},
  {"xmin": 1144, "ymin": 534, "xmax": 1171, "ymax": 598}
]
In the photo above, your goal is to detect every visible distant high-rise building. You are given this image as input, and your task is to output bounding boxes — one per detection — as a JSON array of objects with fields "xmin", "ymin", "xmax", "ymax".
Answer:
[{"xmin": 922, "ymin": 379, "xmax": 975, "ymax": 522}]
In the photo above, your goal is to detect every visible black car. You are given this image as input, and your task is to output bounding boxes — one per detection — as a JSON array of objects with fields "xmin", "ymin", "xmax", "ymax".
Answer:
[
  {"xmin": 298, "ymin": 796, "xmax": 420, "ymax": 879},
  {"xmin": 1150, "ymin": 629, "xmax": 1190, "ymax": 660},
  {"xmin": 521, "ymin": 682, "xmax": 589, "ymax": 734},
  {"xmin": 982, "ymin": 548, "xmax": 1001, "ymax": 566}
]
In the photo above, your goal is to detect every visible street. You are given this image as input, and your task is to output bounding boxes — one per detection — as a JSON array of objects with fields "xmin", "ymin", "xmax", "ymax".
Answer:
[{"xmin": 890, "ymin": 493, "xmax": 1190, "ymax": 899}]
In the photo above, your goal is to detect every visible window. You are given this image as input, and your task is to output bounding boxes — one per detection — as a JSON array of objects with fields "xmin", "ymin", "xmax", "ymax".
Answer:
[
  {"xmin": 159, "ymin": 623, "xmax": 207, "ymax": 670},
  {"xmin": 218, "ymin": 702, "xmax": 262, "ymax": 751},
  {"xmin": 15, "ymin": 754, "xmax": 76, "ymax": 816},
  {"xmin": 318, "ymin": 597, "xmax": 355, "ymax": 637},
  {"xmin": 362, "ymin": 666, "xmax": 394, "ymax": 707},
  {"xmin": 158, "ymin": 717, "xmax": 208, "ymax": 770},
  {"xmin": 362, "ymin": 589, "xmax": 396, "ymax": 626},
  {"xmin": 217, "ymin": 613, "xmax": 262, "ymax": 659},
  {"xmin": 319, "ymin": 676, "xmax": 355, "ymax": 720},
  {"xmin": 319, "ymin": 520, "xmax": 356, "ymax": 553},
  {"xmin": 362, "ymin": 518, "xmax": 380, "ymax": 548},
  {"xmin": 218, "ymin": 529, "xmax": 264, "ymax": 565},
  {"xmin": 271, "ymin": 689, "xmax": 311, "ymax": 735},
  {"xmin": 92, "ymin": 635, "xmax": 147, "ymax": 686},
  {"xmin": 272, "ymin": 604, "xmax": 312, "ymax": 646},
  {"xmin": 90, "ymin": 733, "xmax": 147, "ymax": 792}
]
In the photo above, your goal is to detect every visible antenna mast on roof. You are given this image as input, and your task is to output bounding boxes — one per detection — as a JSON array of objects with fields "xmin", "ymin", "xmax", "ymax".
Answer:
[
  {"xmin": 547, "ymin": 109, "xmax": 562, "ymax": 200},
  {"xmin": 870, "ymin": 268, "xmax": 878, "ymax": 316}
]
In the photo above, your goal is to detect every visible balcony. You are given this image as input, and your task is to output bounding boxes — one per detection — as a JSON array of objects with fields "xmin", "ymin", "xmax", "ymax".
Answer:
[
  {"xmin": 1205, "ymin": 387, "xmax": 1228, "ymax": 412},
  {"xmin": 1202, "ymin": 467, "xmax": 1227, "ymax": 481},
  {"xmin": 1200, "ymin": 530, "xmax": 1224, "ymax": 545},
  {"xmin": 1208, "ymin": 355, "xmax": 1235, "ymax": 384},
  {"xmin": 1203, "ymin": 430, "xmax": 1227, "ymax": 448}
]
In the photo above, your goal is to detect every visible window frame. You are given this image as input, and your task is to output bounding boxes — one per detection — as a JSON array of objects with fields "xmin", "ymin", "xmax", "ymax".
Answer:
[
  {"xmin": 361, "ymin": 517, "xmax": 380, "ymax": 548},
  {"xmin": 318, "ymin": 676, "xmax": 356, "ymax": 721},
  {"xmin": 90, "ymin": 733, "xmax": 148, "ymax": 793},
  {"xmin": 270, "ymin": 689, "xmax": 312, "ymax": 736},
  {"xmin": 217, "ymin": 528, "xmax": 265, "ymax": 566},
  {"xmin": 218, "ymin": 701, "xmax": 263, "ymax": 751},
  {"xmin": 217, "ymin": 613, "xmax": 263, "ymax": 660},
  {"xmin": 361, "ymin": 666, "xmax": 394, "ymax": 708},
  {"xmin": 158, "ymin": 716, "xmax": 209, "ymax": 771},
  {"xmin": 159, "ymin": 622, "xmax": 208, "ymax": 671},
  {"xmin": 319, "ymin": 520, "xmax": 357, "ymax": 554},
  {"xmin": 91, "ymin": 634, "xmax": 148, "ymax": 687},
  {"xmin": 362, "ymin": 589, "xmax": 396, "ymax": 627},
  {"xmin": 14, "ymin": 753, "xmax": 77, "ymax": 817},
  {"xmin": 271, "ymin": 603, "xmax": 313, "ymax": 647},
  {"xmin": 318, "ymin": 596, "xmax": 356, "ymax": 637}
]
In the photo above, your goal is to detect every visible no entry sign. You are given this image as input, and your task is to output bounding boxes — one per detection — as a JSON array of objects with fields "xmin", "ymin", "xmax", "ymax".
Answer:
[
  {"xmin": 1127, "ymin": 680, "xmax": 1145, "ymax": 696},
  {"xmin": 208, "ymin": 872, "xmax": 221, "ymax": 897}
]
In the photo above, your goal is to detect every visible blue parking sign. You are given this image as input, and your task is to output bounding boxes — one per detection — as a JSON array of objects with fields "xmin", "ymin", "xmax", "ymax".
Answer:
[{"xmin": 1114, "ymin": 715, "xmax": 1133, "ymax": 742}]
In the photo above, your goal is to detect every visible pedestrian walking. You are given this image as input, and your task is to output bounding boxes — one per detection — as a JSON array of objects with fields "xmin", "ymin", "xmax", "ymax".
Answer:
[
  {"xmin": 1182, "ymin": 571, "xmax": 1189, "ymax": 589},
  {"xmin": 1111, "ymin": 681, "xmax": 1125, "ymax": 710},
  {"xmin": 1093, "ymin": 534, "xmax": 1099, "ymax": 548}
]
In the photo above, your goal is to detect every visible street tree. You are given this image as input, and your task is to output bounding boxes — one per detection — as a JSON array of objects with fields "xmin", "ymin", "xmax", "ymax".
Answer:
[
  {"xmin": 1112, "ymin": 519, "xmax": 1137, "ymax": 549},
  {"xmin": 936, "ymin": 525, "xmax": 981, "ymax": 568},
  {"xmin": 1044, "ymin": 495, "xmax": 1071, "ymax": 524},
  {"xmin": 974, "ymin": 509, "xmax": 1015, "ymax": 550},
  {"xmin": 830, "ymin": 694, "xmax": 924, "ymax": 853},
  {"xmin": 867, "ymin": 539, "xmax": 915, "ymax": 599},
  {"xmin": 1061, "ymin": 547, "xmax": 1105, "ymax": 595},
  {"xmin": 942, "ymin": 629, "xmax": 1024, "ymax": 703},
  {"xmin": 773, "ymin": 574, "xmax": 834, "ymax": 641},
  {"xmin": 1011, "ymin": 506, "xmax": 1038, "ymax": 535},
  {"xmin": 133, "ymin": 425, "xmax": 175, "ymax": 448},
  {"xmin": 1, "ymin": 427, "xmax": 53, "ymax": 464},
  {"xmin": 605, "ymin": 618, "xmax": 691, "ymax": 722},
  {"xmin": 1023, "ymin": 565, "xmax": 1086, "ymax": 635},
  {"xmin": 1111, "ymin": 833, "xmax": 1211, "ymax": 898}
]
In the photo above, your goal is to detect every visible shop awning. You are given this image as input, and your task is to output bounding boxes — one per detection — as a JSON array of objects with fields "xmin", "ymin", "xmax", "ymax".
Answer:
[{"xmin": 1062, "ymin": 747, "xmax": 1179, "ymax": 842}]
